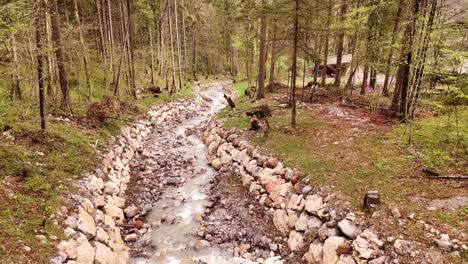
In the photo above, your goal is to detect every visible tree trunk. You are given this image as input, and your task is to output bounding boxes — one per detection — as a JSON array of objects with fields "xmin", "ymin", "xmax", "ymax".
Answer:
[
  {"xmin": 335, "ymin": 0, "xmax": 347, "ymax": 88},
  {"xmin": 399, "ymin": 0, "xmax": 420, "ymax": 121},
  {"xmin": 149, "ymin": 26, "xmax": 155, "ymax": 86},
  {"xmin": 11, "ymin": 34, "xmax": 22, "ymax": 100},
  {"xmin": 382, "ymin": 0, "xmax": 404, "ymax": 96},
  {"xmin": 174, "ymin": 0, "xmax": 183, "ymax": 90},
  {"xmin": 256, "ymin": 0, "xmax": 268, "ymax": 100},
  {"xmin": 321, "ymin": 4, "xmax": 332, "ymax": 88},
  {"xmin": 45, "ymin": 2, "xmax": 55, "ymax": 99},
  {"xmin": 168, "ymin": 0, "xmax": 177, "ymax": 94},
  {"xmin": 51, "ymin": 0, "xmax": 71, "ymax": 112},
  {"xmin": 409, "ymin": 0, "xmax": 437, "ymax": 118},
  {"xmin": 126, "ymin": 0, "xmax": 137, "ymax": 97},
  {"xmin": 73, "ymin": 0, "xmax": 92, "ymax": 100},
  {"xmin": 268, "ymin": 23, "xmax": 277, "ymax": 93},
  {"xmin": 36, "ymin": 0, "xmax": 46, "ymax": 130},
  {"xmin": 291, "ymin": 0, "xmax": 299, "ymax": 127}
]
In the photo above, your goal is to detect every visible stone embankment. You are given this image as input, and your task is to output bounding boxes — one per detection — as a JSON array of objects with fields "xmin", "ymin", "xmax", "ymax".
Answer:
[
  {"xmin": 203, "ymin": 120, "xmax": 388, "ymax": 264},
  {"xmin": 50, "ymin": 99, "xmax": 199, "ymax": 264}
]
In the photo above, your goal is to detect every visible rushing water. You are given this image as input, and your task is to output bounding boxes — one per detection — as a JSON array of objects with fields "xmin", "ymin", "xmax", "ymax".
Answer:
[{"xmin": 132, "ymin": 83, "xmax": 232, "ymax": 264}]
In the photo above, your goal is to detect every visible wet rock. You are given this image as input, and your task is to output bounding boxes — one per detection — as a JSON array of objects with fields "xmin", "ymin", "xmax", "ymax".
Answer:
[
  {"xmin": 195, "ymin": 240, "xmax": 210, "ymax": 249},
  {"xmin": 124, "ymin": 234, "xmax": 138, "ymax": 242},
  {"xmin": 211, "ymin": 158, "xmax": 222, "ymax": 170},
  {"xmin": 337, "ymin": 219, "xmax": 361, "ymax": 240},
  {"xmin": 287, "ymin": 230, "xmax": 305, "ymax": 252},
  {"xmin": 323, "ymin": 236, "xmax": 346, "ymax": 264}
]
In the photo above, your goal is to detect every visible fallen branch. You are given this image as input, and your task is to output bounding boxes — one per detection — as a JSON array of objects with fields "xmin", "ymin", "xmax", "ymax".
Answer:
[{"xmin": 426, "ymin": 175, "xmax": 468, "ymax": 180}]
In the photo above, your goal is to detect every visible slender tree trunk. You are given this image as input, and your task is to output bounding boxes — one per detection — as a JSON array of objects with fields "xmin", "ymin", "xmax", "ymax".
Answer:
[
  {"xmin": 51, "ymin": 0, "xmax": 71, "ymax": 112},
  {"xmin": 149, "ymin": 27, "xmax": 155, "ymax": 86},
  {"xmin": 107, "ymin": 0, "xmax": 115, "ymax": 82},
  {"xmin": 383, "ymin": 0, "xmax": 404, "ymax": 96},
  {"xmin": 174, "ymin": 0, "xmax": 183, "ymax": 90},
  {"xmin": 126, "ymin": 0, "xmax": 137, "ymax": 97},
  {"xmin": 96, "ymin": 0, "xmax": 106, "ymax": 56},
  {"xmin": 409, "ymin": 0, "xmax": 437, "ymax": 118},
  {"xmin": 256, "ymin": 0, "xmax": 267, "ymax": 100},
  {"xmin": 36, "ymin": 0, "xmax": 46, "ymax": 130},
  {"xmin": 291, "ymin": 0, "xmax": 299, "ymax": 127},
  {"xmin": 399, "ymin": 0, "xmax": 420, "ymax": 121},
  {"xmin": 321, "ymin": 4, "xmax": 332, "ymax": 88},
  {"xmin": 73, "ymin": 0, "xmax": 92, "ymax": 100},
  {"xmin": 335, "ymin": 0, "xmax": 347, "ymax": 88},
  {"xmin": 11, "ymin": 35, "xmax": 22, "ymax": 100},
  {"xmin": 45, "ymin": 2, "xmax": 55, "ymax": 99},
  {"xmin": 168, "ymin": 0, "xmax": 177, "ymax": 94},
  {"xmin": 192, "ymin": 23, "xmax": 197, "ymax": 79},
  {"xmin": 268, "ymin": 23, "xmax": 277, "ymax": 92},
  {"xmin": 182, "ymin": 0, "xmax": 188, "ymax": 78}
]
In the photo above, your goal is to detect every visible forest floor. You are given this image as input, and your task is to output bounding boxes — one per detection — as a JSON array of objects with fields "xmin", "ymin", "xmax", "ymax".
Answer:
[
  {"xmin": 0, "ymin": 75, "xmax": 224, "ymax": 263},
  {"xmin": 219, "ymin": 81, "xmax": 468, "ymax": 262}
]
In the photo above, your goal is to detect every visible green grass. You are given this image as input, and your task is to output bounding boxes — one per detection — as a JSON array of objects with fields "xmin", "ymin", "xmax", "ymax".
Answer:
[
  {"xmin": 395, "ymin": 108, "xmax": 467, "ymax": 174},
  {"xmin": 219, "ymin": 92, "xmax": 468, "ymax": 241},
  {"xmin": 0, "ymin": 68, "xmax": 196, "ymax": 263}
]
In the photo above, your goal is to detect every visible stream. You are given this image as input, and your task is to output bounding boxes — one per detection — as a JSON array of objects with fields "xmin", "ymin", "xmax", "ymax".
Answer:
[{"xmin": 130, "ymin": 83, "xmax": 233, "ymax": 264}]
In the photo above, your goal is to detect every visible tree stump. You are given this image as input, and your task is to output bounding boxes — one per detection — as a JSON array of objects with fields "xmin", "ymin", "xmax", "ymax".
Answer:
[{"xmin": 363, "ymin": 191, "xmax": 380, "ymax": 211}]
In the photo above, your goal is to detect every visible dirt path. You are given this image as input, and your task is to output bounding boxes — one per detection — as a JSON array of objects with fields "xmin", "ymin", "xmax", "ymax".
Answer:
[{"xmin": 124, "ymin": 83, "xmax": 283, "ymax": 264}]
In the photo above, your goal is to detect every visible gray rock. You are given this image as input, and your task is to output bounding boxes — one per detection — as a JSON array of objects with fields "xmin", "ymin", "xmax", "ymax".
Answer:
[
  {"xmin": 124, "ymin": 204, "xmax": 139, "ymax": 218},
  {"xmin": 288, "ymin": 194, "xmax": 305, "ymax": 211},
  {"xmin": 272, "ymin": 209, "xmax": 290, "ymax": 235},
  {"xmin": 77, "ymin": 206, "xmax": 96, "ymax": 239},
  {"xmin": 393, "ymin": 239, "xmax": 414, "ymax": 256},
  {"xmin": 305, "ymin": 194, "xmax": 323, "ymax": 214},
  {"xmin": 337, "ymin": 219, "xmax": 361, "ymax": 240}
]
